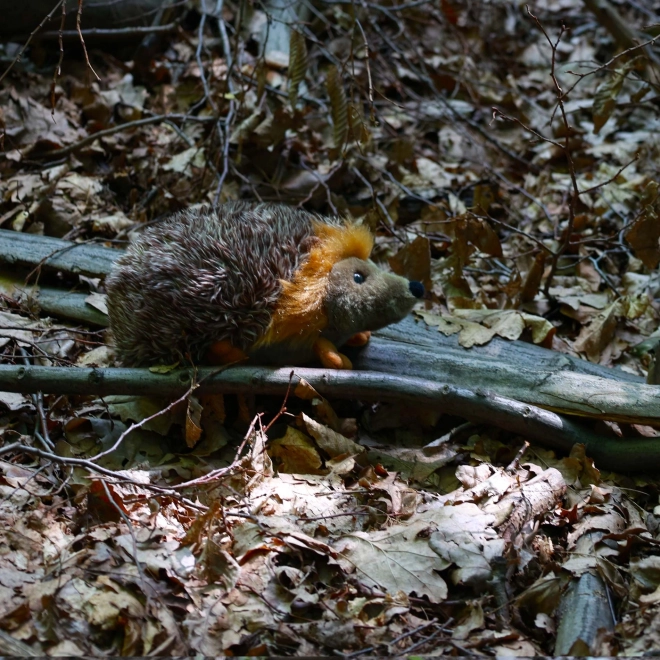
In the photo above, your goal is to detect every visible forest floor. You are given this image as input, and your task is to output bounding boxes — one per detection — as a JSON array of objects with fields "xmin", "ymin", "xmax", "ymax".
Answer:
[{"xmin": 1, "ymin": 0, "xmax": 660, "ymax": 656}]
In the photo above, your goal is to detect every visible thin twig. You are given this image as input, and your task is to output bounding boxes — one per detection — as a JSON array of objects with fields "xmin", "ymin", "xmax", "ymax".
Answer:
[
  {"xmin": 50, "ymin": 0, "xmax": 66, "ymax": 110},
  {"xmin": 195, "ymin": 12, "xmax": 217, "ymax": 112},
  {"xmin": 76, "ymin": 0, "xmax": 100, "ymax": 81},
  {"xmin": 578, "ymin": 155, "xmax": 638, "ymax": 196},
  {"xmin": 39, "ymin": 23, "xmax": 179, "ymax": 39},
  {"xmin": 89, "ymin": 380, "xmax": 199, "ymax": 462},
  {"xmin": 354, "ymin": 19, "xmax": 374, "ymax": 110},
  {"xmin": 0, "ymin": 0, "xmax": 65, "ymax": 85},
  {"xmin": 34, "ymin": 114, "xmax": 216, "ymax": 160},
  {"xmin": 213, "ymin": 7, "xmax": 237, "ymax": 204},
  {"xmin": 0, "ymin": 442, "xmax": 135, "ymax": 479},
  {"xmin": 491, "ymin": 108, "xmax": 563, "ymax": 149}
]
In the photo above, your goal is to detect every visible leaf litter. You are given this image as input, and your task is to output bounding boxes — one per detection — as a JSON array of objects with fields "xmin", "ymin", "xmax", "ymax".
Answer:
[{"xmin": 1, "ymin": 0, "xmax": 660, "ymax": 656}]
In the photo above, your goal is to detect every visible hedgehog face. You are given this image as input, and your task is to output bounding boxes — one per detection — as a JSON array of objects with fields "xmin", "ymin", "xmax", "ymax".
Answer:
[{"xmin": 324, "ymin": 257, "xmax": 424, "ymax": 338}]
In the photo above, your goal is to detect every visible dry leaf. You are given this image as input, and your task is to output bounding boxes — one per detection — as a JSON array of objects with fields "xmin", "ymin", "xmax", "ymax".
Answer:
[
  {"xmin": 269, "ymin": 426, "xmax": 324, "ymax": 474},
  {"xmin": 389, "ymin": 235, "xmax": 432, "ymax": 290},
  {"xmin": 288, "ymin": 30, "xmax": 308, "ymax": 109},
  {"xmin": 185, "ymin": 394, "xmax": 203, "ymax": 448},
  {"xmin": 301, "ymin": 413, "xmax": 364, "ymax": 458},
  {"xmin": 334, "ymin": 519, "xmax": 449, "ymax": 603},
  {"xmin": 326, "ymin": 65, "xmax": 348, "ymax": 150},
  {"xmin": 592, "ymin": 62, "xmax": 635, "ymax": 134},
  {"xmin": 625, "ymin": 181, "xmax": 660, "ymax": 269}
]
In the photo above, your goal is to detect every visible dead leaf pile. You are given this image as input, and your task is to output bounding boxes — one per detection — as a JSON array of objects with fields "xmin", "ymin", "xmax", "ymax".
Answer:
[{"xmin": 2, "ymin": 0, "xmax": 660, "ymax": 655}]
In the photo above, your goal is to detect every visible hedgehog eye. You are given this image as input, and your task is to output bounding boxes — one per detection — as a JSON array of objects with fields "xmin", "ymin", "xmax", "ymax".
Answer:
[{"xmin": 353, "ymin": 272, "xmax": 366, "ymax": 284}]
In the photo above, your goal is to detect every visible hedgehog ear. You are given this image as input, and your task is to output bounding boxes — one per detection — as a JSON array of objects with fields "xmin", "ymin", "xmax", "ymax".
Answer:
[{"xmin": 299, "ymin": 235, "xmax": 322, "ymax": 254}]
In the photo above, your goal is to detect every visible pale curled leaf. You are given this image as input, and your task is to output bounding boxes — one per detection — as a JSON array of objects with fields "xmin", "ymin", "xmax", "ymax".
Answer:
[
  {"xmin": 302, "ymin": 412, "xmax": 364, "ymax": 458},
  {"xmin": 423, "ymin": 503, "xmax": 505, "ymax": 587},
  {"xmin": 453, "ymin": 601, "xmax": 485, "ymax": 640},
  {"xmin": 417, "ymin": 309, "xmax": 555, "ymax": 347},
  {"xmin": 334, "ymin": 520, "xmax": 449, "ymax": 603},
  {"xmin": 573, "ymin": 295, "xmax": 649, "ymax": 361}
]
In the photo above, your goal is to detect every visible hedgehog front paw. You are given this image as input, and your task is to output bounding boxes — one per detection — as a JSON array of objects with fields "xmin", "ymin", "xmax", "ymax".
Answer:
[
  {"xmin": 314, "ymin": 337, "xmax": 353, "ymax": 370},
  {"xmin": 207, "ymin": 340, "xmax": 248, "ymax": 365},
  {"xmin": 345, "ymin": 331, "xmax": 371, "ymax": 347}
]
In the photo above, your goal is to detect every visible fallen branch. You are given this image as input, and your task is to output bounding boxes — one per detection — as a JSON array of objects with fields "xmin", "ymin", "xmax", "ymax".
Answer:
[
  {"xmin": 3, "ymin": 230, "xmax": 660, "ymax": 469},
  {"xmin": 0, "ymin": 230, "xmax": 120, "ymax": 279},
  {"xmin": 38, "ymin": 23, "xmax": 178, "ymax": 39},
  {"xmin": 555, "ymin": 539, "xmax": 615, "ymax": 654},
  {"xmin": 16, "ymin": 279, "xmax": 660, "ymax": 425},
  {"xmin": 0, "ymin": 363, "xmax": 658, "ymax": 471},
  {"xmin": 1, "ymin": 229, "xmax": 658, "ymax": 423},
  {"xmin": 32, "ymin": 114, "xmax": 217, "ymax": 161}
]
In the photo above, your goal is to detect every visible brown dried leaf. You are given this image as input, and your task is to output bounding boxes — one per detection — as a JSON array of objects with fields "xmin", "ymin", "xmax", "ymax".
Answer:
[
  {"xmin": 442, "ymin": 268, "xmax": 477, "ymax": 310},
  {"xmin": 573, "ymin": 296, "xmax": 648, "ymax": 362},
  {"xmin": 334, "ymin": 519, "xmax": 449, "ymax": 602},
  {"xmin": 288, "ymin": 30, "xmax": 308, "ymax": 110},
  {"xmin": 521, "ymin": 252, "xmax": 546, "ymax": 303},
  {"xmin": 592, "ymin": 62, "xmax": 636, "ymax": 134},
  {"xmin": 185, "ymin": 394, "xmax": 203, "ymax": 448},
  {"xmin": 448, "ymin": 216, "xmax": 472, "ymax": 266},
  {"xmin": 326, "ymin": 65, "xmax": 348, "ymax": 150},
  {"xmin": 389, "ymin": 235, "xmax": 431, "ymax": 289},
  {"xmin": 466, "ymin": 217, "xmax": 503, "ymax": 257},
  {"xmin": 255, "ymin": 60, "xmax": 266, "ymax": 102},
  {"xmin": 301, "ymin": 413, "xmax": 364, "ymax": 458},
  {"xmin": 348, "ymin": 102, "xmax": 370, "ymax": 145},
  {"xmin": 625, "ymin": 181, "xmax": 660, "ymax": 269},
  {"xmin": 471, "ymin": 184, "xmax": 495, "ymax": 215},
  {"xmin": 270, "ymin": 426, "xmax": 324, "ymax": 474}
]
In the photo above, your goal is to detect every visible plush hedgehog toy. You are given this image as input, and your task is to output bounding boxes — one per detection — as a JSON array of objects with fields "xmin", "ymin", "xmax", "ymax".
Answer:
[{"xmin": 106, "ymin": 202, "xmax": 424, "ymax": 369}]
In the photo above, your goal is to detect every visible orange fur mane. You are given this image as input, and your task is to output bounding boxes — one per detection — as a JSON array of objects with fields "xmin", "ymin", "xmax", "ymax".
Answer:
[{"xmin": 256, "ymin": 221, "xmax": 374, "ymax": 348}]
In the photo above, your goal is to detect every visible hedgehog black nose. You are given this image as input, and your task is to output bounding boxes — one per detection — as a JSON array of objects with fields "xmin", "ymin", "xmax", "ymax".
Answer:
[{"xmin": 409, "ymin": 280, "xmax": 424, "ymax": 299}]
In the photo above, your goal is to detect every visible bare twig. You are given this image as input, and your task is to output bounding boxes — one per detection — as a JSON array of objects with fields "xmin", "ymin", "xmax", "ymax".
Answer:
[
  {"xmin": 213, "ymin": 5, "xmax": 237, "ymax": 204},
  {"xmin": 39, "ymin": 23, "xmax": 179, "ymax": 39},
  {"xmin": 50, "ymin": 0, "xmax": 66, "ymax": 110},
  {"xmin": 0, "ymin": 0, "xmax": 65, "ymax": 85},
  {"xmin": 354, "ymin": 19, "xmax": 374, "ymax": 111},
  {"xmin": 2, "ymin": 362, "xmax": 660, "ymax": 471},
  {"xmin": 491, "ymin": 108, "xmax": 563, "ymax": 150},
  {"xmin": 564, "ymin": 32, "xmax": 660, "ymax": 99},
  {"xmin": 89, "ymin": 380, "xmax": 199, "ymax": 462},
  {"xmin": 578, "ymin": 155, "xmax": 638, "ymax": 196},
  {"xmin": 76, "ymin": 0, "xmax": 100, "ymax": 81},
  {"xmin": 0, "ymin": 441, "xmax": 135, "ymax": 479},
  {"xmin": 33, "ymin": 114, "xmax": 217, "ymax": 160}
]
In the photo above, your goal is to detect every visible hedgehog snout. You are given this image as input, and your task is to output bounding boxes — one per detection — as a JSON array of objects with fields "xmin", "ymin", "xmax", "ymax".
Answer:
[{"xmin": 324, "ymin": 257, "xmax": 422, "ymax": 337}]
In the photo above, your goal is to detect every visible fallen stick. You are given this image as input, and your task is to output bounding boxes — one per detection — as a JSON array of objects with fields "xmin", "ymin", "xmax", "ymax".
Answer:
[
  {"xmin": 2, "ymin": 229, "xmax": 660, "ymax": 470},
  {"xmin": 0, "ymin": 363, "xmax": 658, "ymax": 471}
]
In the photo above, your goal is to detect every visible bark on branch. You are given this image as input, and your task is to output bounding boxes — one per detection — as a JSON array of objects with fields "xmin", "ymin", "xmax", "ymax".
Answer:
[
  {"xmin": 0, "ymin": 362, "xmax": 657, "ymax": 471},
  {"xmin": 2, "ymin": 229, "xmax": 660, "ymax": 470}
]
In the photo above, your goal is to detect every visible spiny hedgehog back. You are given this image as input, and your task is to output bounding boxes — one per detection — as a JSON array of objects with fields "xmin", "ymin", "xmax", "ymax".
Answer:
[{"xmin": 106, "ymin": 202, "xmax": 326, "ymax": 366}]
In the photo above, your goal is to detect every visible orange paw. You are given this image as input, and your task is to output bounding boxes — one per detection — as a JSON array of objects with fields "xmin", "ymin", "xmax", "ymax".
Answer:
[
  {"xmin": 314, "ymin": 337, "xmax": 353, "ymax": 370},
  {"xmin": 345, "ymin": 331, "xmax": 371, "ymax": 347},
  {"xmin": 207, "ymin": 340, "xmax": 248, "ymax": 365}
]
